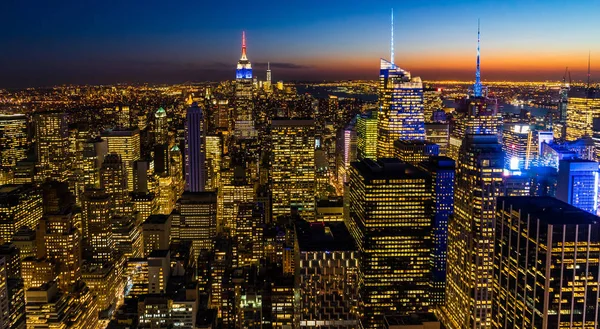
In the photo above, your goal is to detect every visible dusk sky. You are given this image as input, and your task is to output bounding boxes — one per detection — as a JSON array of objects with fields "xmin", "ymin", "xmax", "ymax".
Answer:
[{"xmin": 1, "ymin": 0, "xmax": 599, "ymax": 88}]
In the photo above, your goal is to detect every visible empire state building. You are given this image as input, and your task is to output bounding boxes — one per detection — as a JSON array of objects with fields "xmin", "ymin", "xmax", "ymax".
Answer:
[{"xmin": 234, "ymin": 31, "xmax": 256, "ymax": 139}]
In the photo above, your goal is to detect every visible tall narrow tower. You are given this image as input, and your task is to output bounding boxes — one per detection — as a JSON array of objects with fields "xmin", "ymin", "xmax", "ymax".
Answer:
[
  {"xmin": 473, "ymin": 19, "xmax": 483, "ymax": 98},
  {"xmin": 266, "ymin": 62, "xmax": 272, "ymax": 84},
  {"xmin": 377, "ymin": 9, "xmax": 425, "ymax": 157},
  {"xmin": 235, "ymin": 31, "xmax": 256, "ymax": 139},
  {"xmin": 185, "ymin": 102, "xmax": 205, "ymax": 192}
]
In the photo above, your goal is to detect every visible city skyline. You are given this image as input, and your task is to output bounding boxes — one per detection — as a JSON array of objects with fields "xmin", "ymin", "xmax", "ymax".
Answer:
[{"xmin": 2, "ymin": 0, "xmax": 600, "ymax": 88}]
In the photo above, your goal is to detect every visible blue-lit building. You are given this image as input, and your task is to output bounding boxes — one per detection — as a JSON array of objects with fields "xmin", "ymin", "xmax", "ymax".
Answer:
[
  {"xmin": 376, "ymin": 58, "xmax": 425, "ymax": 157},
  {"xmin": 528, "ymin": 166, "xmax": 558, "ymax": 197},
  {"xmin": 184, "ymin": 102, "xmax": 205, "ymax": 192},
  {"xmin": 418, "ymin": 156, "xmax": 454, "ymax": 307},
  {"xmin": 556, "ymin": 159, "xmax": 599, "ymax": 214},
  {"xmin": 235, "ymin": 31, "xmax": 252, "ymax": 80}
]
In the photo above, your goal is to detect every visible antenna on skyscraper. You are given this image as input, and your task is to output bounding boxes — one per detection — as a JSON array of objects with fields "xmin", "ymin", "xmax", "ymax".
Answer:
[
  {"xmin": 587, "ymin": 50, "xmax": 591, "ymax": 90},
  {"xmin": 473, "ymin": 19, "xmax": 483, "ymax": 98},
  {"xmin": 390, "ymin": 8, "xmax": 394, "ymax": 66},
  {"xmin": 241, "ymin": 31, "xmax": 247, "ymax": 60}
]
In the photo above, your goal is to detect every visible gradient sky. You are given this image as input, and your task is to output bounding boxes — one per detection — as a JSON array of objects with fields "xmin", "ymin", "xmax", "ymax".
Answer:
[{"xmin": 1, "ymin": 0, "xmax": 599, "ymax": 88}]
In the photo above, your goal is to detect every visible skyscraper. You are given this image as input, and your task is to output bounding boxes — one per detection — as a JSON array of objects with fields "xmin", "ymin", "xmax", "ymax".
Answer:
[
  {"xmin": 271, "ymin": 119, "xmax": 315, "ymax": 221},
  {"xmin": 447, "ymin": 23, "xmax": 502, "ymax": 162},
  {"xmin": 566, "ymin": 87, "xmax": 600, "ymax": 141},
  {"xmin": 185, "ymin": 102, "xmax": 206, "ymax": 192},
  {"xmin": 234, "ymin": 31, "xmax": 255, "ymax": 139},
  {"xmin": 101, "ymin": 128, "xmax": 141, "ymax": 192},
  {"xmin": 336, "ymin": 122, "xmax": 357, "ymax": 185},
  {"xmin": 0, "ymin": 114, "xmax": 28, "ymax": 168},
  {"xmin": 100, "ymin": 154, "xmax": 129, "ymax": 216},
  {"xmin": 34, "ymin": 111, "xmax": 70, "ymax": 181},
  {"xmin": 502, "ymin": 124, "xmax": 537, "ymax": 170},
  {"xmin": 377, "ymin": 59, "xmax": 425, "ymax": 157},
  {"xmin": 82, "ymin": 189, "xmax": 113, "ymax": 264},
  {"xmin": 418, "ymin": 156, "xmax": 455, "ymax": 307},
  {"xmin": 347, "ymin": 158, "xmax": 431, "ymax": 328},
  {"xmin": 37, "ymin": 210, "xmax": 82, "ymax": 291},
  {"xmin": 0, "ymin": 255, "xmax": 9, "ymax": 329},
  {"xmin": 155, "ymin": 107, "xmax": 168, "ymax": 145},
  {"xmin": 442, "ymin": 135, "xmax": 503, "ymax": 329},
  {"xmin": 556, "ymin": 158, "xmax": 599, "ymax": 214},
  {"xmin": 173, "ymin": 192, "xmax": 217, "ymax": 260},
  {"xmin": 356, "ymin": 111, "xmax": 378, "ymax": 160},
  {"xmin": 494, "ymin": 197, "xmax": 600, "ymax": 328},
  {"xmin": 294, "ymin": 220, "xmax": 359, "ymax": 328},
  {"xmin": 0, "ymin": 184, "xmax": 43, "ymax": 243}
]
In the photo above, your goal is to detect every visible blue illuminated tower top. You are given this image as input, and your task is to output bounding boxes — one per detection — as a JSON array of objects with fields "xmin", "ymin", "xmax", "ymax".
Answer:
[
  {"xmin": 236, "ymin": 31, "xmax": 252, "ymax": 80},
  {"xmin": 473, "ymin": 20, "xmax": 483, "ymax": 98}
]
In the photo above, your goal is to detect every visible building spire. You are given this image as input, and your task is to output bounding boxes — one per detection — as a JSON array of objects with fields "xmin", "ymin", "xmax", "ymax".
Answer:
[
  {"xmin": 587, "ymin": 50, "xmax": 591, "ymax": 90},
  {"xmin": 473, "ymin": 19, "xmax": 483, "ymax": 98},
  {"xmin": 390, "ymin": 8, "xmax": 394, "ymax": 66},
  {"xmin": 241, "ymin": 31, "xmax": 247, "ymax": 60}
]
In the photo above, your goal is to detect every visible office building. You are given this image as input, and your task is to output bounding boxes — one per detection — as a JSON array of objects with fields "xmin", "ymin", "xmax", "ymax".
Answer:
[
  {"xmin": 425, "ymin": 123, "xmax": 449, "ymax": 156},
  {"xmin": 377, "ymin": 59, "xmax": 425, "ymax": 157},
  {"xmin": 155, "ymin": 107, "xmax": 168, "ymax": 145},
  {"xmin": 0, "ymin": 255, "xmax": 9, "ymax": 329},
  {"xmin": 556, "ymin": 159, "xmax": 599, "ymax": 214},
  {"xmin": 0, "ymin": 184, "xmax": 42, "ymax": 243},
  {"xmin": 336, "ymin": 123, "xmax": 357, "ymax": 184},
  {"xmin": 356, "ymin": 111, "xmax": 378, "ymax": 160},
  {"xmin": 418, "ymin": 156, "xmax": 454, "ymax": 307},
  {"xmin": 566, "ymin": 87, "xmax": 600, "ymax": 141},
  {"xmin": 204, "ymin": 135, "xmax": 222, "ymax": 191},
  {"xmin": 271, "ymin": 119, "xmax": 315, "ymax": 221},
  {"xmin": 185, "ymin": 102, "xmax": 206, "ymax": 192},
  {"xmin": 0, "ymin": 114, "xmax": 28, "ymax": 168},
  {"xmin": 142, "ymin": 214, "xmax": 171, "ymax": 257},
  {"xmin": 424, "ymin": 87, "xmax": 443, "ymax": 123},
  {"xmin": 502, "ymin": 124, "xmax": 537, "ymax": 170},
  {"xmin": 100, "ymin": 153, "xmax": 129, "ymax": 216},
  {"xmin": 38, "ymin": 210, "xmax": 82, "ymax": 291},
  {"xmin": 34, "ymin": 111, "xmax": 70, "ymax": 181},
  {"xmin": 173, "ymin": 192, "xmax": 217, "ymax": 259},
  {"xmin": 394, "ymin": 140, "xmax": 439, "ymax": 165},
  {"xmin": 101, "ymin": 128, "xmax": 141, "ymax": 192},
  {"xmin": 494, "ymin": 197, "xmax": 600, "ymax": 328},
  {"xmin": 443, "ymin": 134, "xmax": 503, "ymax": 329},
  {"xmin": 384, "ymin": 314, "xmax": 441, "ymax": 329},
  {"xmin": 235, "ymin": 31, "xmax": 256, "ymax": 139},
  {"xmin": 112, "ymin": 215, "xmax": 143, "ymax": 259},
  {"xmin": 347, "ymin": 158, "xmax": 431, "ymax": 328},
  {"xmin": 295, "ymin": 220, "xmax": 359, "ymax": 328},
  {"xmin": 81, "ymin": 189, "xmax": 113, "ymax": 264},
  {"xmin": 315, "ymin": 197, "xmax": 344, "ymax": 222},
  {"xmin": 81, "ymin": 138, "xmax": 108, "ymax": 188}
]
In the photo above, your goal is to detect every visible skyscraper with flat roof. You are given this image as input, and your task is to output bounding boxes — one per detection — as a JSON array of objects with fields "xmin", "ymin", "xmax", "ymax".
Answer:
[
  {"xmin": 185, "ymin": 102, "xmax": 206, "ymax": 193},
  {"xmin": 494, "ymin": 197, "xmax": 600, "ymax": 328},
  {"xmin": 566, "ymin": 88, "xmax": 600, "ymax": 141},
  {"xmin": 356, "ymin": 112, "xmax": 378, "ymax": 160},
  {"xmin": 418, "ymin": 156, "xmax": 455, "ymax": 307},
  {"xmin": 442, "ymin": 134, "xmax": 504, "ymax": 329},
  {"xmin": 347, "ymin": 158, "xmax": 431, "ymax": 328},
  {"xmin": 556, "ymin": 158, "xmax": 599, "ymax": 214},
  {"xmin": 0, "ymin": 114, "xmax": 28, "ymax": 168},
  {"xmin": 271, "ymin": 119, "xmax": 315, "ymax": 221},
  {"xmin": 101, "ymin": 127, "xmax": 141, "ymax": 192},
  {"xmin": 34, "ymin": 111, "xmax": 69, "ymax": 182}
]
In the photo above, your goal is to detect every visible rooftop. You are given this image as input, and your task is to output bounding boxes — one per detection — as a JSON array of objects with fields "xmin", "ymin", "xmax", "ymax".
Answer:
[
  {"xmin": 295, "ymin": 220, "xmax": 357, "ymax": 252},
  {"xmin": 498, "ymin": 196, "xmax": 600, "ymax": 225},
  {"xmin": 351, "ymin": 158, "xmax": 428, "ymax": 180},
  {"xmin": 143, "ymin": 214, "xmax": 170, "ymax": 225}
]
